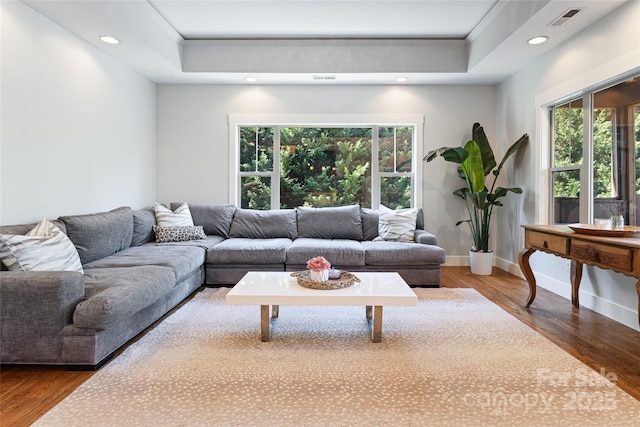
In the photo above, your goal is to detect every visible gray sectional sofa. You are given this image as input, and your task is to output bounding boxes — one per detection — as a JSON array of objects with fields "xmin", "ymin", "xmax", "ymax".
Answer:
[{"xmin": 0, "ymin": 204, "xmax": 445, "ymax": 368}]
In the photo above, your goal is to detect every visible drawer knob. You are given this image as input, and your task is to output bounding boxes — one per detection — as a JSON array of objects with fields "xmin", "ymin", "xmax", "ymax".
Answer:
[{"xmin": 542, "ymin": 241, "xmax": 548, "ymax": 249}]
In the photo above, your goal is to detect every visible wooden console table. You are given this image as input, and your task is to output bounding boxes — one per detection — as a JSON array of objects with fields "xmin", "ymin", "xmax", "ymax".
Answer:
[{"xmin": 519, "ymin": 224, "xmax": 640, "ymax": 325}]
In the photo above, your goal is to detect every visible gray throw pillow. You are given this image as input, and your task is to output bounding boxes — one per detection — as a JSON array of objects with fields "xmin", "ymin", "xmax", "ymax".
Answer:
[
  {"xmin": 297, "ymin": 205, "xmax": 363, "ymax": 240},
  {"xmin": 60, "ymin": 207, "xmax": 133, "ymax": 264},
  {"xmin": 230, "ymin": 209, "xmax": 297, "ymax": 239}
]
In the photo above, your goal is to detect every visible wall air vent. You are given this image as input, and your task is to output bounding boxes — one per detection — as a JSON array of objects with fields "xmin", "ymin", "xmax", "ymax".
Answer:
[
  {"xmin": 549, "ymin": 8, "xmax": 581, "ymax": 26},
  {"xmin": 312, "ymin": 76, "xmax": 337, "ymax": 80}
]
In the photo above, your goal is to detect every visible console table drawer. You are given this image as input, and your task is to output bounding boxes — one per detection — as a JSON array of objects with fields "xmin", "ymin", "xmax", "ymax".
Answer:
[
  {"xmin": 569, "ymin": 241, "xmax": 632, "ymax": 272},
  {"xmin": 527, "ymin": 231, "xmax": 569, "ymax": 255}
]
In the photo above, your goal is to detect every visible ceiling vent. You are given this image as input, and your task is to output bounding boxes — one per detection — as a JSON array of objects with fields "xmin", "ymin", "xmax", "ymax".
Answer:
[
  {"xmin": 549, "ymin": 8, "xmax": 582, "ymax": 26},
  {"xmin": 312, "ymin": 76, "xmax": 337, "ymax": 80}
]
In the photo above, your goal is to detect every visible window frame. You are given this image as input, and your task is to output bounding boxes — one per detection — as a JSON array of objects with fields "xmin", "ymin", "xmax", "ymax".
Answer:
[
  {"xmin": 549, "ymin": 98, "xmax": 585, "ymax": 224},
  {"xmin": 228, "ymin": 114, "xmax": 424, "ymax": 210},
  {"xmin": 547, "ymin": 72, "xmax": 640, "ymax": 224}
]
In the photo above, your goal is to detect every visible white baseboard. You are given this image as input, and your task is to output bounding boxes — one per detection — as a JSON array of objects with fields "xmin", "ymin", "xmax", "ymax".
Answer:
[
  {"xmin": 494, "ymin": 256, "xmax": 525, "ymax": 279},
  {"xmin": 530, "ymin": 270, "xmax": 639, "ymax": 331},
  {"xmin": 444, "ymin": 255, "xmax": 524, "ymax": 278},
  {"xmin": 443, "ymin": 255, "xmax": 468, "ymax": 266},
  {"xmin": 445, "ymin": 256, "xmax": 639, "ymax": 332}
]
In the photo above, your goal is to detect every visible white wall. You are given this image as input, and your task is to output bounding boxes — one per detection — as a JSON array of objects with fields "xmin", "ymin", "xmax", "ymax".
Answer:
[
  {"xmin": 497, "ymin": 0, "xmax": 640, "ymax": 330},
  {"xmin": 0, "ymin": 1, "xmax": 156, "ymax": 225},
  {"xmin": 156, "ymin": 84, "xmax": 497, "ymax": 258}
]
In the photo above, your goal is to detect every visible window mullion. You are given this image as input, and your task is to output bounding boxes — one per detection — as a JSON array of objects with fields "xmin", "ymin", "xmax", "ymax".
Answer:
[
  {"xmin": 550, "ymin": 165, "xmax": 582, "ymax": 173},
  {"xmin": 581, "ymin": 94, "xmax": 594, "ymax": 223},
  {"xmin": 393, "ymin": 127, "xmax": 397, "ymax": 172},
  {"xmin": 239, "ymin": 172, "xmax": 272, "ymax": 177},
  {"xmin": 371, "ymin": 126, "xmax": 380, "ymax": 209},
  {"xmin": 272, "ymin": 126, "xmax": 280, "ymax": 210}
]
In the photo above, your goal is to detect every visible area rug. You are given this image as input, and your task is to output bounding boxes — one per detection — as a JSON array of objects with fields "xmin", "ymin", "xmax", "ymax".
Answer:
[{"xmin": 34, "ymin": 287, "xmax": 640, "ymax": 426}]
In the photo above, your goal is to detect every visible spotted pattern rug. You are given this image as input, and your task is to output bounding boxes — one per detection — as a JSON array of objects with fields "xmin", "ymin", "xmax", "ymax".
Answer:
[{"xmin": 34, "ymin": 287, "xmax": 640, "ymax": 426}]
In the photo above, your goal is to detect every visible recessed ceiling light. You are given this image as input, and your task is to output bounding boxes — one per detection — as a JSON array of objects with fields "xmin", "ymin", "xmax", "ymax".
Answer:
[
  {"xmin": 395, "ymin": 77, "xmax": 408, "ymax": 82},
  {"xmin": 99, "ymin": 35, "xmax": 120, "ymax": 45},
  {"xmin": 527, "ymin": 36, "xmax": 548, "ymax": 45},
  {"xmin": 245, "ymin": 77, "xmax": 257, "ymax": 83}
]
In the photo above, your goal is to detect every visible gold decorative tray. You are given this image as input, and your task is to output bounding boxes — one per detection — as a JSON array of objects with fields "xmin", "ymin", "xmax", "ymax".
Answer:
[
  {"xmin": 568, "ymin": 223, "xmax": 640, "ymax": 237},
  {"xmin": 291, "ymin": 270, "xmax": 360, "ymax": 290}
]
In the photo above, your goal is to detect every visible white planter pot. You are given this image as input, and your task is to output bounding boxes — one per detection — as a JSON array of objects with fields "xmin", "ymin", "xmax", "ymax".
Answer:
[{"xmin": 469, "ymin": 250, "xmax": 494, "ymax": 275}]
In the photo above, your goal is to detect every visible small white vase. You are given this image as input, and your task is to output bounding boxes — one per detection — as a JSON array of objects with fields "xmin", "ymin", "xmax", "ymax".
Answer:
[
  {"xmin": 469, "ymin": 250, "xmax": 494, "ymax": 275},
  {"xmin": 309, "ymin": 269, "xmax": 329, "ymax": 282},
  {"xmin": 611, "ymin": 215, "xmax": 624, "ymax": 229}
]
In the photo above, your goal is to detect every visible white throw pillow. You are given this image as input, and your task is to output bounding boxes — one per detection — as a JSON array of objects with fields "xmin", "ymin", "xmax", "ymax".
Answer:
[
  {"xmin": 154, "ymin": 202, "xmax": 194, "ymax": 227},
  {"xmin": 374, "ymin": 205, "xmax": 418, "ymax": 243},
  {"xmin": 0, "ymin": 218, "xmax": 83, "ymax": 273}
]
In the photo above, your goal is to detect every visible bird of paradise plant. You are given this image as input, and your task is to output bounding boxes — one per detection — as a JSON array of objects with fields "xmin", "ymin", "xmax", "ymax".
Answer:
[{"xmin": 425, "ymin": 123, "xmax": 529, "ymax": 252}]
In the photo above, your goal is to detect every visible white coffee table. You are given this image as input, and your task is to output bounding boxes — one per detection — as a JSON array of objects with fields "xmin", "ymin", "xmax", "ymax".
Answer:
[{"xmin": 226, "ymin": 271, "xmax": 417, "ymax": 343}]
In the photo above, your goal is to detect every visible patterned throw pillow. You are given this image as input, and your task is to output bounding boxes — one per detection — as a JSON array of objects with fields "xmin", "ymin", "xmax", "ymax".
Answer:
[
  {"xmin": 374, "ymin": 205, "xmax": 418, "ymax": 243},
  {"xmin": 0, "ymin": 218, "xmax": 84, "ymax": 273},
  {"xmin": 153, "ymin": 225, "xmax": 207, "ymax": 243},
  {"xmin": 154, "ymin": 202, "xmax": 194, "ymax": 227}
]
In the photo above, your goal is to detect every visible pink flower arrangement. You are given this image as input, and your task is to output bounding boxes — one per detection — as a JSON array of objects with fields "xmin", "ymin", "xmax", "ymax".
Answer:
[{"xmin": 306, "ymin": 256, "xmax": 331, "ymax": 272}]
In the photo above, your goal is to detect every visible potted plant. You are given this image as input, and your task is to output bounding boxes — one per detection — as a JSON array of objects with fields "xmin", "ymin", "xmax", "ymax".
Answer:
[{"xmin": 424, "ymin": 123, "xmax": 529, "ymax": 275}]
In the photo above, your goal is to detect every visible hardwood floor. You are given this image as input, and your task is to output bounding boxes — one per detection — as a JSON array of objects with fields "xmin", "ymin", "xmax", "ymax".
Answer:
[
  {"xmin": 440, "ymin": 266, "xmax": 640, "ymax": 402},
  {"xmin": 2, "ymin": 266, "xmax": 639, "ymax": 426}
]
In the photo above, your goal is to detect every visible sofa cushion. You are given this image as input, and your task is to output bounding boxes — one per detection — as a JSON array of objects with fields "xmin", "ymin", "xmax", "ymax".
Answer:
[
  {"xmin": 297, "ymin": 205, "xmax": 363, "ymax": 240},
  {"xmin": 131, "ymin": 208, "xmax": 156, "ymax": 246},
  {"xmin": 286, "ymin": 238, "xmax": 365, "ymax": 266},
  {"xmin": 60, "ymin": 207, "xmax": 133, "ymax": 265},
  {"xmin": 75, "ymin": 266, "xmax": 176, "ymax": 330},
  {"xmin": 82, "ymin": 245, "xmax": 204, "ymax": 282},
  {"xmin": 416, "ymin": 208, "xmax": 424, "ymax": 230},
  {"xmin": 153, "ymin": 225, "xmax": 206, "ymax": 243},
  {"xmin": 362, "ymin": 240, "xmax": 446, "ymax": 266},
  {"xmin": 230, "ymin": 209, "xmax": 297, "ymax": 239},
  {"xmin": 154, "ymin": 202, "xmax": 194, "ymax": 227},
  {"xmin": 374, "ymin": 205, "xmax": 419, "ymax": 243},
  {"xmin": 171, "ymin": 203, "xmax": 236, "ymax": 238},
  {"xmin": 0, "ymin": 219, "xmax": 66, "ymax": 236},
  {"xmin": 208, "ymin": 238, "xmax": 292, "ymax": 264},
  {"xmin": 147, "ymin": 235, "xmax": 224, "ymax": 251},
  {"xmin": 0, "ymin": 219, "xmax": 83, "ymax": 273},
  {"xmin": 361, "ymin": 208, "xmax": 380, "ymax": 241}
]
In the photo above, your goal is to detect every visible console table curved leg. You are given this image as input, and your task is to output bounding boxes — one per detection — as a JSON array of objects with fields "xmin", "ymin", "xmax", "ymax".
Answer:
[
  {"xmin": 570, "ymin": 260, "xmax": 583, "ymax": 308},
  {"xmin": 636, "ymin": 281, "xmax": 640, "ymax": 325},
  {"xmin": 518, "ymin": 248, "xmax": 537, "ymax": 307}
]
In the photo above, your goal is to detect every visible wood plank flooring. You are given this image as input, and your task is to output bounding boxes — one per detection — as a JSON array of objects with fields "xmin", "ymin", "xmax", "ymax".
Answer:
[{"xmin": 2, "ymin": 266, "xmax": 639, "ymax": 426}]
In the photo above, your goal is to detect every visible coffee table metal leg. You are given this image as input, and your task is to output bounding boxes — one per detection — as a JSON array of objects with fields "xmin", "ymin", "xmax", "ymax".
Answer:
[
  {"xmin": 372, "ymin": 306, "xmax": 383, "ymax": 343},
  {"xmin": 260, "ymin": 305, "xmax": 270, "ymax": 342},
  {"xmin": 365, "ymin": 305, "xmax": 383, "ymax": 343}
]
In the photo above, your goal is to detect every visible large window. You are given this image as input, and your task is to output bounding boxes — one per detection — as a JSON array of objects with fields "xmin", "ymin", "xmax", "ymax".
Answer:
[
  {"xmin": 550, "ymin": 75, "xmax": 640, "ymax": 225},
  {"xmin": 235, "ymin": 121, "xmax": 419, "ymax": 210}
]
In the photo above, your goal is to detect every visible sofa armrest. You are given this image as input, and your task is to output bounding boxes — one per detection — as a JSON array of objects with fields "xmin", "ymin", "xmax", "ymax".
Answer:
[
  {"xmin": 415, "ymin": 229, "xmax": 438, "ymax": 245},
  {"xmin": 0, "ymin": 271, "xmax": 85, "ymax": 333}
]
